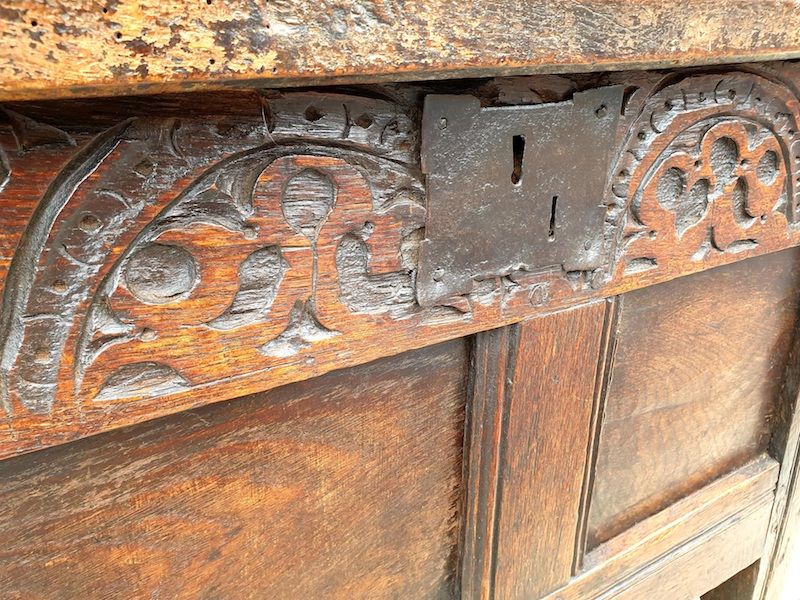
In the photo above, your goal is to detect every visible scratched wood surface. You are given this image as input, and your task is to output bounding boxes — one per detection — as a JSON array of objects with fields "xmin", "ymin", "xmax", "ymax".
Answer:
[
  {"xmin": 4, "ymin": 1, "xmax": 800, "ymax": 101},
  {"xmin": 5, "ymin": 64, "xmax": 800, "ymax": 456},
  {"xmin": 0, "ymin": 339, "xmax": 467, "ymax": 599}
]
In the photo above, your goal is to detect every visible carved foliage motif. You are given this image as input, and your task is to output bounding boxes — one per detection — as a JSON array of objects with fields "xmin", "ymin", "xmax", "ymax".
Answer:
[
  {"xmin": 607, "ymin": 73, "xmax": 800, "ymax": 284},
  {"xmin": 0, "ymin": 91, "xmax": 423, "ymax": 413},
  {"xmin": 78, "ymin": 152, "xmax": 424, "ymax": 402},
  {"xmin": 2, "ymin": 72, "xmax": 800, "ymax": 454}
]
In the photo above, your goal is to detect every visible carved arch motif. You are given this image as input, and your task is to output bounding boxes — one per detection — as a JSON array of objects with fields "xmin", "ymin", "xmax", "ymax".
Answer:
[
  {"xmin": 0, "ymin": 92, "xmax": 424, "ymax": 413},
  {"xmin": 607, "ymin": 72, "xmax": 800, "ymax": 287},
  {"xmin": 77, "ymin": 149, "xmax": 424, "ymax": 402},
  {"xmin": 3, "ymin": 73, "xmax": 800, "ymax": 453}
]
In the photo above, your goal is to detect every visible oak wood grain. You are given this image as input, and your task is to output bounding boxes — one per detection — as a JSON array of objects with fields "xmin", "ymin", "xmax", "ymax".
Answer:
[
  {"xmin": 4, "ymin": 67, "xmax": 800, "ymax": 458},
  {"xmin": 0, "ymin": 339, "xmax": 467, "ymax": 599},
  {"xmin": 492, "ymin": 302, "xmax": 607, "ymax": 599},
  {"xmin": 4, "ymin": 2, "xmax": 800, "ymax": 101},
  {"xmin": 608, "ymin": 501, "xmax": 773, "ymax": 600},
  {"xmin": 544, "ymin": 456, "xmax": 779, "ymax": 600},
  {"xmin": 459, "ymin": 325, "xmax": 517, "ymax": 600},
  {"xmin": 584, "ymin": 456, "xmax": 778, "ymax": 583},
  {"xmin": 574, "ymin": 298, "xmax": 620, "ymax": 570},
  {"xmin": 587, "ymin": 248, "xmax": 800, "ymax": 547}
]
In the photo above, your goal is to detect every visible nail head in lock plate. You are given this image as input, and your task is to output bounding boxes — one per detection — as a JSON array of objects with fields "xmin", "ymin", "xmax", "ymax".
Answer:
[{"xmin": 416, "ymin": 85, "xmax": 624, "ymax": 308}]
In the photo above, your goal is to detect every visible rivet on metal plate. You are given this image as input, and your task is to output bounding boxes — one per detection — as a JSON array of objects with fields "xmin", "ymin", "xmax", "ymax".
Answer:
[{"xmin": 417, "ymin": 86, "xmax": 623, "ymax": 308}]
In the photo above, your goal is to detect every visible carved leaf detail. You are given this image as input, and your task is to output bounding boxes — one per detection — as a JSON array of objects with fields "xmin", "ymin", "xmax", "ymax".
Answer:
[
  {"xmin": 95, "ymin": 362, "xmax": 190, "ymax": 402},
  {"xmin": 610, "ymin": 73, "xmax": 799, "ymax": 282},
  {"xmin": 0, "ymin": 90, "xmax": 440, "ymax": 457},
  {"xmin": 207, "ymin": 246, "xmax": 288, "ymax": 331},
  {"xmin": 73, "ymin": 152, "xmax": 424, "ymax": 401}
]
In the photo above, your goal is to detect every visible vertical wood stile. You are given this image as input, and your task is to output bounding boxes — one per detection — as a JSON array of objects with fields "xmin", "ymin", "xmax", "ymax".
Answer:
[{"xmin": 459, "ymin": 301, "xmax": 610, "ymax": 599}]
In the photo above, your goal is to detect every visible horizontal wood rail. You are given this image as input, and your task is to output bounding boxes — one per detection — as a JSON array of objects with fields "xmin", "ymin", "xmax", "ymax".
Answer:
[
  {"xmin": 3, "ymin": 1, "xmax": 800, "ymax": 101},
  {"xmin": 4, "ymin": 65, "xmax": 800, "ymax": 457},
  {"xmin": 544, "ymin": 456, "xmax": 779, "ymax": 599}
]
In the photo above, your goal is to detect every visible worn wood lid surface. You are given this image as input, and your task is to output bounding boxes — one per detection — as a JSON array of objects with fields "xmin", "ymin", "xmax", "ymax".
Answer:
[{"xmin": 4, "ymin": 1, "xmax": 800, "ymax": 101}]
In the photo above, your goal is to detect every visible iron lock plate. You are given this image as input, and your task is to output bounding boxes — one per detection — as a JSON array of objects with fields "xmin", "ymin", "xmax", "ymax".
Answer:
[{"xmin": 417, "ymin": 86, "xmax": 623, "ymax": 307}]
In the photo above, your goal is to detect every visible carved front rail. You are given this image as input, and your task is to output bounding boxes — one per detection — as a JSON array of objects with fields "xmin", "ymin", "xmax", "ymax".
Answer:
[{"xmin": 3, "ymin": 65, "xmax": 800, "ymax": 456}]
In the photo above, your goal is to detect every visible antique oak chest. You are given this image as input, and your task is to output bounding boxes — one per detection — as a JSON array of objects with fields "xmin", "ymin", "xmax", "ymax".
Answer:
[{"xmin": 2, "ymin": 2, "xmax": 800, "ymax": 599}]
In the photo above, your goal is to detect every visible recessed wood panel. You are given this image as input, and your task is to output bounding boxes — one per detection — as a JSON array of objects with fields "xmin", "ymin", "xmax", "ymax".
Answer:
[
  {"xmin": 0, "ymin": 339, "xmax": 467, "ymax": 599},
  {"xmin": 551, "ymin": 456, "xmax": 778, "ymax": 600},
  {"xmin": 609, "ymin": 500, "xmax": 773, "ymax": 600},
  {"xmin": 587, "ymin": 248, "xmax": 800, "ymax": 548}
]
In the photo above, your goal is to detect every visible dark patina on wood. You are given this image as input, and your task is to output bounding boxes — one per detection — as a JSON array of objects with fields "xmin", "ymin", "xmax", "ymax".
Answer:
[
  {"xmin": 2, "ymin": 65, "xmax": 800, "ymax": 458},
  {"xmin": 2, "ymin": 60, "xmax": 800, "ymax": 600}
]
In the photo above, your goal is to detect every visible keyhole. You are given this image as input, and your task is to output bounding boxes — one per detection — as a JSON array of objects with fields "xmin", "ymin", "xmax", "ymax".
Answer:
[
  {"xmin": 548, "ymin": 196, "xmax": 558, "ymax": 241},
  {"xmin": 511, "ymin": 135, "xmax": 525, "ymax": 185}
]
